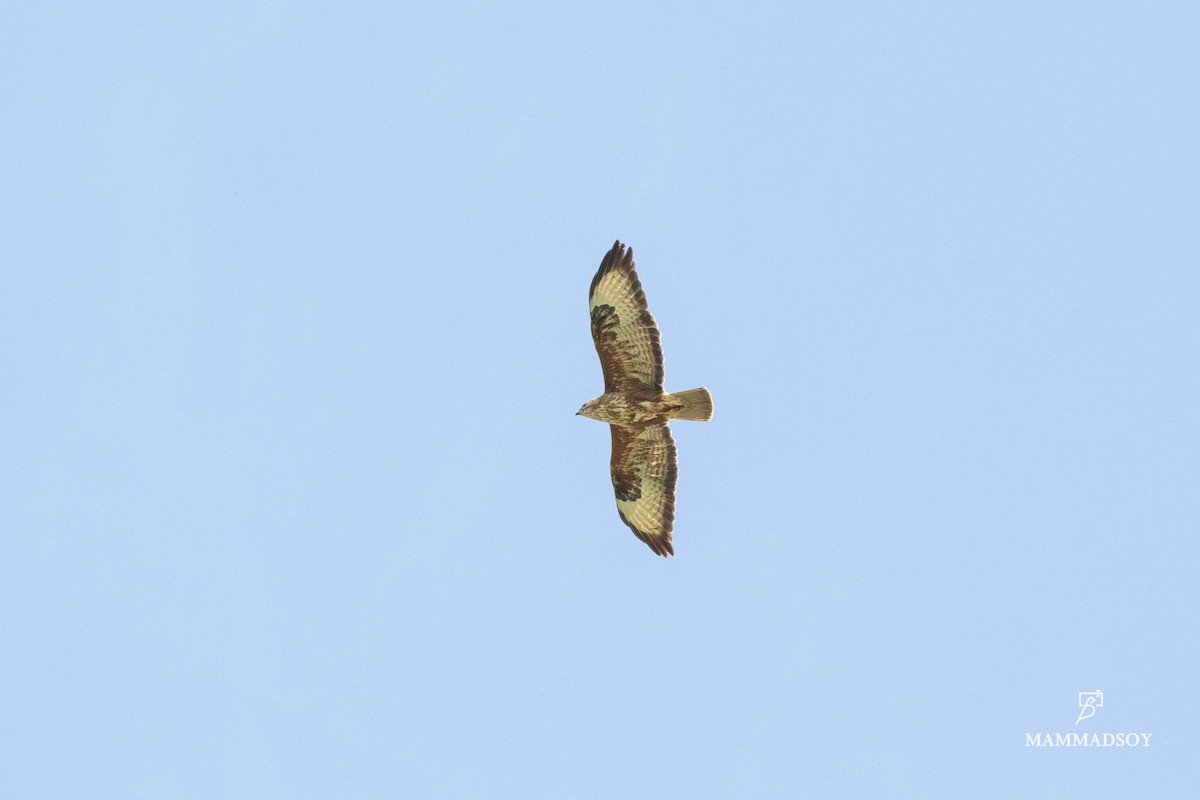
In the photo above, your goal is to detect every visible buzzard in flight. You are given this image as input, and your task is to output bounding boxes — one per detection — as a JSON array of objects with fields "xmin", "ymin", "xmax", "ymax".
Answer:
[{"xmin": 577, "ymin": 241, "xmax": 713, "ymax": 557}]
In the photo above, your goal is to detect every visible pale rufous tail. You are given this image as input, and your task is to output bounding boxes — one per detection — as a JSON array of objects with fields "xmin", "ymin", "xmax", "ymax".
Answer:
[{"xmin": 668, "ymin": 387, "xmax": 714, "ymax": 421}]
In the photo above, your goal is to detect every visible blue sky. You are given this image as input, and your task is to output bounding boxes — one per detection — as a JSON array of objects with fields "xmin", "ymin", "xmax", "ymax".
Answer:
[{"xmin": 3, "ymin": 2, "xmax": 1198, "ymax": 797}]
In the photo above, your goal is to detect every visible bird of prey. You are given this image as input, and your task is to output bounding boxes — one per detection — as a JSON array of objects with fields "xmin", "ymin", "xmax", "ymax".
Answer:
[{"xmin": 576, "ymin": 241, "xmax": 713, "ymax": 557}]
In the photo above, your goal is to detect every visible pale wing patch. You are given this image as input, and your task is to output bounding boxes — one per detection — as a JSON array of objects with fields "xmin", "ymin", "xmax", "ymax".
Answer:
[
  {"xmin": 588, "ymin": 241, "xmax": 664, "ymax": 391},
  {"xmin": 610, "ymin": 424, "xmax": 677, "ymax": 557}
]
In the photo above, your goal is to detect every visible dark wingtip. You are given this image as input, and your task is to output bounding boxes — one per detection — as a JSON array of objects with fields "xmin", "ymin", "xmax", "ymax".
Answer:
[
  {"xmin": 590, "ymin": 240, "xmax": 635, "ymax": 298},
  {"xmin": 609, "ymin": 239, "xmax": 628, "ymax": 271},
  {"xmin": 608, "ymin": 240, "xmax": 632, "ymax": 266}
]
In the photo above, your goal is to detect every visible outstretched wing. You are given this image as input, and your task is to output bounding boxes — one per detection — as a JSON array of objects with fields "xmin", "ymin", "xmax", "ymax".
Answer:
[
  {"xmin": 610, "ymin": 424, "xmax": 677, "ymax": 557},
  {"xmin": 589, "ymin": 241, "xmax": 664, "ymax": 392}
]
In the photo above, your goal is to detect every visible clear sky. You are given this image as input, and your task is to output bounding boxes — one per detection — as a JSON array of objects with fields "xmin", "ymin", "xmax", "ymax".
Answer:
[{"xmin": 2, "ymin": 2, "xmax": 1198, "ymax": 798}]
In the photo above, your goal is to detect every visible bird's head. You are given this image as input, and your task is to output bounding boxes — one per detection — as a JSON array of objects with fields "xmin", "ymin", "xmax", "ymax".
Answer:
[{"xmin": 576, "ymin": 398, "xmax": 601, "ymax": 420}]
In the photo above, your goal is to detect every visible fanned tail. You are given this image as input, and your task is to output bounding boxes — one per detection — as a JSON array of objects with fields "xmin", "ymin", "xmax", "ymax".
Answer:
[{"xmin": 668, "ymin": 388, "xmax": 713, "ymax": 421}]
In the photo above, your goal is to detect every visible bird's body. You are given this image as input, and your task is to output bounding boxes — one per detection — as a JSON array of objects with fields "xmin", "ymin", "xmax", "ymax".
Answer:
[
  {"xmin": 577, "ymin": 390, "xmax": 680, "ymax": 426},
  {"xmin": 577, "ymin": 241, "xmax": 712, "ymax": 557}
]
